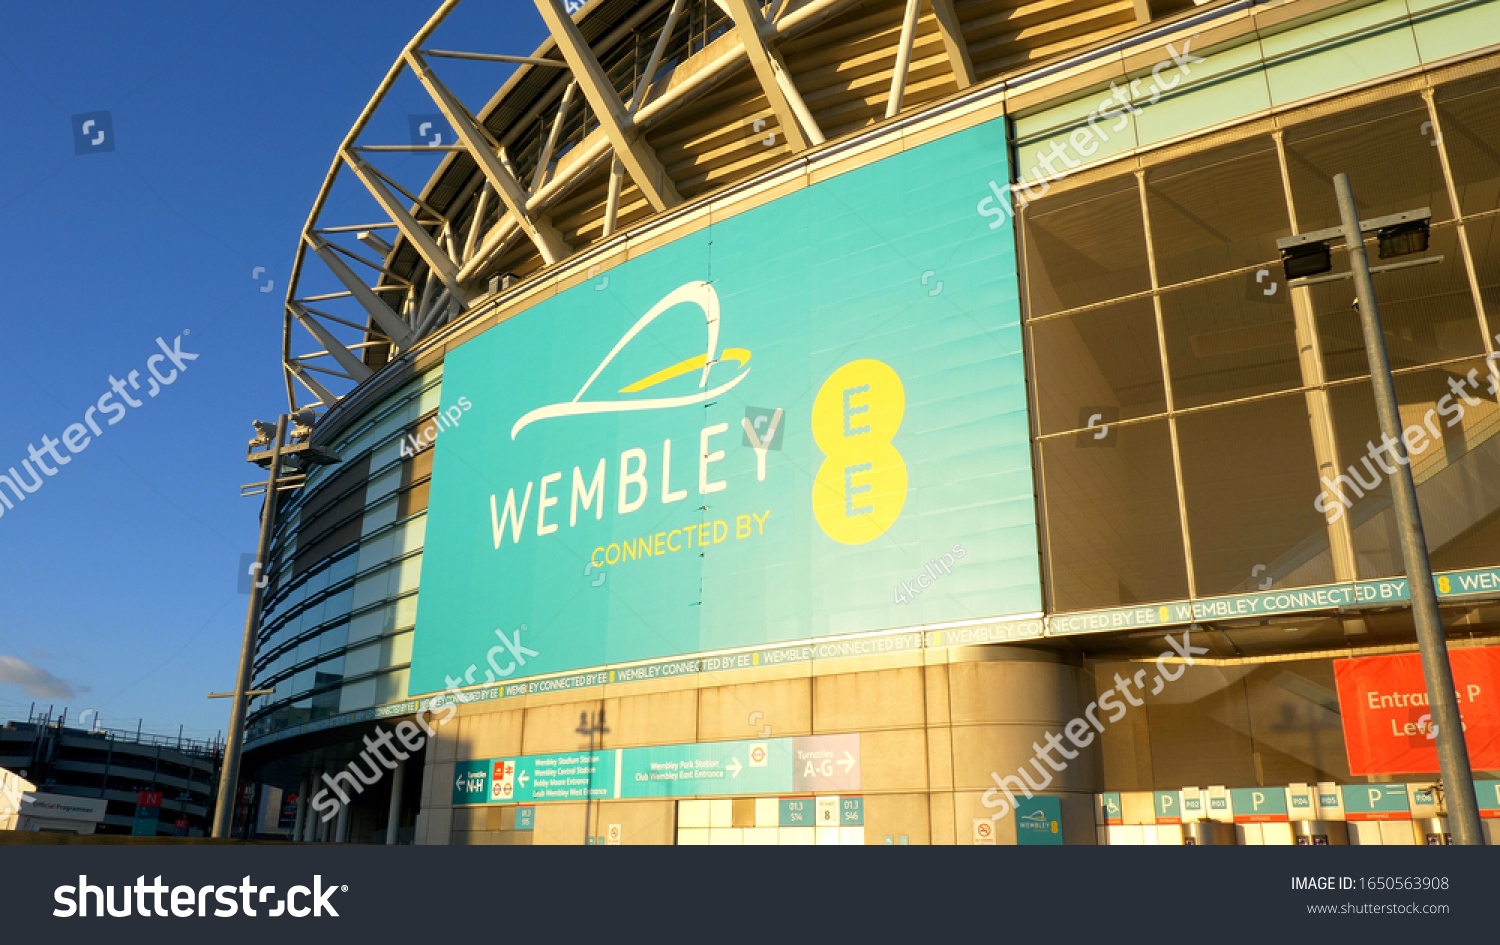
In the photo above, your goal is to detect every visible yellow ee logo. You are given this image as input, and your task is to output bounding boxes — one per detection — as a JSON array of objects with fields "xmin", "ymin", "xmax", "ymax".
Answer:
[
  {"xmin": 1438, "ymin": 576, "xmax": 1451, "ymax": 594},
  {"xmin": 811, "ymin": 359, "xmax": 907, "ymax": 544}
]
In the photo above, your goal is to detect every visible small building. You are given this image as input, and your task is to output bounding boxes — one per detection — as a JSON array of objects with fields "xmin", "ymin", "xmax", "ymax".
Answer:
[{"xmin": 0, "ymin": 711, "xmax": 220, "ymax": 837}]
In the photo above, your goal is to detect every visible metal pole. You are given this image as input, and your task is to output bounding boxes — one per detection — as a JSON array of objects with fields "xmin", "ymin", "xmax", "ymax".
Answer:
[
  {"xmin": 885, "ymin": 0, "xmax": 921, "ymax": 118},
  {"xmin": 1334, "ymin": 173, "xmax": 1483, "ymax": 844},
  {"xmin": 212, "ymin": 414, "xmax": 287, "ymax": 838}
]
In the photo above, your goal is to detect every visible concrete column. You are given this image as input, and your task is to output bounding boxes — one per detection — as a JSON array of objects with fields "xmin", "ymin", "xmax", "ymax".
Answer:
[
  {"xmin": 292, "ymin": 775, "xmax": 309, "ymax": 842},
  {"xmin": 385, "ymin": 762, "xmax": 405, "ymax": 845},
  {"xmin": 939, "ymin": 648, "xmax": 1102, "ymax": 845},
  {"xmin": 307, "ymin": 768, "xmax": 328, "ymax": 846},
  {"xmin": 335, "ymin": 797, "xmax": 351, "ymax": 843},
  {"xmin": 304, "ymin": 771, "xmax": 323, "ymax": 842}
]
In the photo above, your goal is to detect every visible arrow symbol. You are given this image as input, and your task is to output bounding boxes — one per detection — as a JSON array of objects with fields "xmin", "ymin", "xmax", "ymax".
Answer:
[
  {"xmin": 518, "ymin": 769, "xmax": 530, "ymax": 788},
  {"xmin": 455, "ymin": 776, "xmax": 465, "ymax": 791},
  {"xmin": 726, "ymin": 757, "xmax": 742, "ymax": 778},
  {"xmin": 838, "ymin": 751, "xmax": 856, "ymax": 773}
]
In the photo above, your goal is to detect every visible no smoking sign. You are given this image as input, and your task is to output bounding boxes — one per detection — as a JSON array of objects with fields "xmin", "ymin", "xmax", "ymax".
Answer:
[{"xmin": 973, "ymin": 818, "xmax": 995, "ymax": 845}]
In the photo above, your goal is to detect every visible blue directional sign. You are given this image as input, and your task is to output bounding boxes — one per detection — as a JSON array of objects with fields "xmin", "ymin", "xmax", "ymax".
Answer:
[
  {"xmin": 1016, "ymin": 796, "xmax": 1063, "ymax": 845},
  {"xmin": 621, "ymin": 739, "xmax": 786, "ymax": 798},
  {"xmin": 454, "ymin": 734, "xmax": 860, "ymax": 805},
  {"xmin": 452, "ymin": 759, "xmax": 491, "ymax": 804}
]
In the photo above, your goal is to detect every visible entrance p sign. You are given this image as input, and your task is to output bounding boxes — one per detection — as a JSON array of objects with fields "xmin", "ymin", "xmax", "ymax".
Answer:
[
  {"xmin": 1230, "ymin": 787, "xmax": 1288, "ymax": 823},
  {"xmin": 1153, "ymin": 790, "xmax": 1181, "ymax": 825},
  {"xmin": 1334, "ymin": 648, "xmax": 1500, "ymax": 775}
]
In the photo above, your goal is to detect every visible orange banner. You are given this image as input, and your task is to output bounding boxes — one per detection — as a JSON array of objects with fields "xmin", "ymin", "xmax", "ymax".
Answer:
[{"xmin": 1334, "ymin": 647, "xmax": 1500, "ymax": 776}]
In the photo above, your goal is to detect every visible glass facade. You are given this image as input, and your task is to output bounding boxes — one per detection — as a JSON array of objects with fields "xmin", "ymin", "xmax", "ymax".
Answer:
[
  {"xmin": 1023, "ymin": 69, "xmax": 1500, "ymax": 616},
  {"xmin": 246, "ymin": 369, "xmax": 442, "ymax": 742}
]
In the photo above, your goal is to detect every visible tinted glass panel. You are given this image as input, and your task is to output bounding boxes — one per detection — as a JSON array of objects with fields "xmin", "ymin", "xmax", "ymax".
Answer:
[
  {"xmin": 1284, "ymin": 95, "xmax": 1453, "ymax": 229},
  {"xmin": 1177, "ymin": 393, "xmax": 1335, "ymax": 596},
  {"xmin": 1030, "ymin": 297, "xmax": 1167, "ymax": 434},
  {"xmin": 1023, "ymin": 177, "xmax": 1151, "ymax": 317},
  {"xmin": 1041, "ymin": 419, "xmax": 1189, "ymax": 611},
  {"xmin": 1310, "ymin": 225, "xmax": 1482, "ymax": 381},
  {"xmin": 1146, "ymin": 137, "xmax": 1291, "ymax": 286},
  {"xmin": 1160, "ymin": 272, "xmax": 1303, "ymax": 409}
]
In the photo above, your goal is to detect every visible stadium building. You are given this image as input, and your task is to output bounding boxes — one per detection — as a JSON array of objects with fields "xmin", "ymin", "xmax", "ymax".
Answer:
[{"xmin": 241, "ymin": 0, "xmax": 1500, "ymax": 845}]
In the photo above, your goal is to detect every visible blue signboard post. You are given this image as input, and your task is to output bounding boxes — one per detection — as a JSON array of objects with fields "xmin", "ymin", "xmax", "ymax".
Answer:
[{"xmin": 131, "ymin": 791, "xmax": 162, "ymax": 837}]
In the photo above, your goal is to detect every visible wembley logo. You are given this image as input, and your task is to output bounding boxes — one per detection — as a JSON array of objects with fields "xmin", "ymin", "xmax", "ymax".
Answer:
[{"xmin": 509, "ymin": 280, "xmax": 752, "ymax": 439}]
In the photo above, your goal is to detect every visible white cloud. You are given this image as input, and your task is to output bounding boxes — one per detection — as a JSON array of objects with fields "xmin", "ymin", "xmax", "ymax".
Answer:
[{"xmin": 0, "ymin": 656, "xmax": 87, "ymax": 699}]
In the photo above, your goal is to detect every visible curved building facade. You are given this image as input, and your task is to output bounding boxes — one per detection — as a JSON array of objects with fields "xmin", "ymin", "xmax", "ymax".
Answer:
[{"xmin": 242, "ymin": 0, "xmax": 1500, "ymax": 845}]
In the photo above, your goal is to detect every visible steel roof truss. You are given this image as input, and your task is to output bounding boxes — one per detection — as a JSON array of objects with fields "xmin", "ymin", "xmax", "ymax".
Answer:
[
  {"xmin": 306, "ymin": 232, "xmax": 417, "ymax": 350},
  {"xmin": 406, "ymin": 50, "xmax": 571, "ymax": 266},
  {"xmin": 533, "ymin": 0, "xmax": 681, "ymax": 212}
]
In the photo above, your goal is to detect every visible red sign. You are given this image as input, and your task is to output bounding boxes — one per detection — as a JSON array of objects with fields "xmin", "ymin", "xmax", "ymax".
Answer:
[
  {"xmin": 1334, "ymin": 647, "xmax": 1500, "ymax": 775},
  {"xmin": 137, "ymin": 791, "xmax": 163, "ymax": 807}
]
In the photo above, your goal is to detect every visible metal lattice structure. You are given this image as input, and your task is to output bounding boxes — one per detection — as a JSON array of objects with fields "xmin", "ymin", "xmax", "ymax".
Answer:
[{"xmin": 279, "ymin": 0, "xmax": 1159, "ymax": 415}]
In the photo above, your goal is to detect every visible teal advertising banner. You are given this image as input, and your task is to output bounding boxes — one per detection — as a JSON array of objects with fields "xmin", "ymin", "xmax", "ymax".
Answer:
[
  {"xmin": 1049, "ymin": 566, "xmax": 1500, "ymax": 638},
  {"xmin": 410, "ymin": 120, "xmax": 1031, "ymax": 692},
  {"xmin": 1015, "ymin": 796, "xmax": 1062, "ymax": 845}
]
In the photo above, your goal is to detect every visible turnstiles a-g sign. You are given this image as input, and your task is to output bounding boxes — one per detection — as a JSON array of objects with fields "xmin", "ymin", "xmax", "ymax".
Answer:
[{"xmin": 1333, "ymin": 647, "xmax": 1500, "ymax": 775}]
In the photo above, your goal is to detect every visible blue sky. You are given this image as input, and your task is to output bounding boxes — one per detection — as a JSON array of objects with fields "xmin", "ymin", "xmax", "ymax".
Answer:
[{"xmin": 0, "ymin": 0, "xmax": 551, "ymax": 742}]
